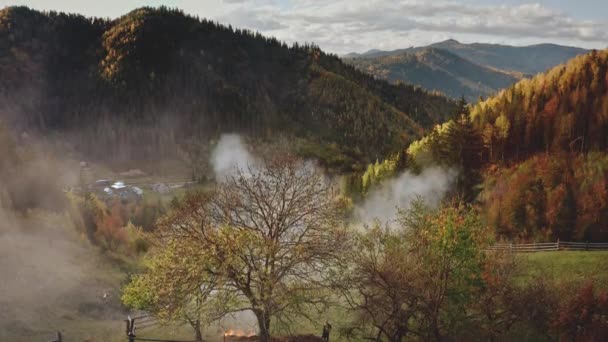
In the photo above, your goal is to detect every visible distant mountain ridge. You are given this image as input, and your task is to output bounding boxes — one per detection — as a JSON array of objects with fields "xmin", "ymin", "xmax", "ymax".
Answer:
[
  {"xmin": 346, "ymin": 48, "xmax": 523, "ymax": 100},
  {"xmin": 345, "ymin": 39, "xmax": 589, "ymax": 74},
  {"xmin": 344, "ymin": 39, "xmax": 589, "ymax": 100}
]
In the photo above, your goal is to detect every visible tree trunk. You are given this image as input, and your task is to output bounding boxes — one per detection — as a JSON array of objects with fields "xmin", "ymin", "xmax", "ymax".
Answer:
[
  {"xmin": 430, "ymin": 313, "xmax": 443, "ymax": 342},
  {"xmin": 432, "ymin": 324, "xmax": 443, "ymax": 342},
  {"xmin": 254, "ymin": 309, "xmax": 271, "ymax": 342},
  {"xmin": 194, "ymin": 319, "xmax": 203, "ymax": 342}
]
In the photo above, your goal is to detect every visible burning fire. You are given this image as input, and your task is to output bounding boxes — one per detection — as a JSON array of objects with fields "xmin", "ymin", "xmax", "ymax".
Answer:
[{"xmin": 224, "ymin": 329, "xmax": 256, "ymax": 337}]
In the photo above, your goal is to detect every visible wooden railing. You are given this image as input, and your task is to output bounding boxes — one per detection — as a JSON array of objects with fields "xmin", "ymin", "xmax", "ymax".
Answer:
[{"xmin": 487, "ymin": 241, "xmax": 608, "ymax": 252}]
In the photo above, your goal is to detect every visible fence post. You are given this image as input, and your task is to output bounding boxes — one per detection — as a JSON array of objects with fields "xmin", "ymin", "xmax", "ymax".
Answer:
[
  {"xmin": 557, "ymin": 238, "xmax": 560, "ymax": 250},
  {"xmin": 586, "ymin": 241, "xmax": 589, "ymax": 251},
  {"xmin": 510, "ymin": 242, "xmax": 513, "ymax": 253},
  {"xmin": 126, "ymin": 316, "xmax": 136, "ymax": 342}
]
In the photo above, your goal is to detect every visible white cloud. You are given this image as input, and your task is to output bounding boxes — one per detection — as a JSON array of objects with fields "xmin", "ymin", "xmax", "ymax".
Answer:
[
  {"xmin": 2, "ymin": 0, "xmax": 607, "ymax": 53},
  {"xmin": 211, "ymin": 0, "xmax": 608, "ymax": 53}
]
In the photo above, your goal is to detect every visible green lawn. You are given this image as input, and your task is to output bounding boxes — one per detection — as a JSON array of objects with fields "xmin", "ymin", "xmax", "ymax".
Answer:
[{"xmin": 517, "ymin": 251, "xmax": 608, "ymax": 286}]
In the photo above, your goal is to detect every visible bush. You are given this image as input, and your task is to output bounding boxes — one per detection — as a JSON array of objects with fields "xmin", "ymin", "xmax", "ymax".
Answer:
[
  {"xmin": 552, "ymin": 282, "xmax": 608, "ymax": 340},
  {"xmin": 342, "ymin": 201, "xmax": 491, "ymax": 341}
]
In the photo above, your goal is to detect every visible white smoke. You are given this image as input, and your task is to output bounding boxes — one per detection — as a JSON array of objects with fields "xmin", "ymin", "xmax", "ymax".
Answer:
[
  {"xmin": 357, "ymin": 167, "xmax": 457, "ymax": 225},
  {"xmin": 209, "ymin": 134, "xmax": 456, "ymax": 227},
  {"xmin": 210, "ymin": 134, "xmax": 257, "ymax": 181}
]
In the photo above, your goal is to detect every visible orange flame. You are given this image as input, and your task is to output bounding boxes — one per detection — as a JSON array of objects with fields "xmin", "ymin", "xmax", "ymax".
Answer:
[{"xmin": 224, "ymin": 329, "xmax": 256, "ymax": 337}]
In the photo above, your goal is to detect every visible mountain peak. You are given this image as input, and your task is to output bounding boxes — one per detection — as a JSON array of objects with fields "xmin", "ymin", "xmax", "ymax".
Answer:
[{"xmin": 442, "ymin": 39, "xmax": 461, "ymax": 44}]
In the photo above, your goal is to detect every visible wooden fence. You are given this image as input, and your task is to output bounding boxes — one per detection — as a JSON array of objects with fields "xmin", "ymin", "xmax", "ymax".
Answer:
[{"xmin": 487, "ymin": 241, "xmax": 608, "ymax": 252}]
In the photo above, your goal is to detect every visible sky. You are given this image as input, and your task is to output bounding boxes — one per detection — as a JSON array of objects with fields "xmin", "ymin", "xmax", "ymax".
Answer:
[{"xmin": 1, "ymin": 0, "xmax": 607, "ymax": 54}]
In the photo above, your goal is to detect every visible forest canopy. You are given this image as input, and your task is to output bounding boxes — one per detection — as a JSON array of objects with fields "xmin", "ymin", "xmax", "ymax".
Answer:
[{"xmin": 0, "ymin": 6, "xmax": 457, "ymax": 170}]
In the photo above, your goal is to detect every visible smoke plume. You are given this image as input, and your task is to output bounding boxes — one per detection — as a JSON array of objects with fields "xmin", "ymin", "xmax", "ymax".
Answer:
[
  {"xmin": 210, "ymin": 134, "xmax": 257, "ymax": 181},
  {"xmin": 0, "ymin": 140, "xmax": 124, "ymax": 341},
  {"xmin": 356, "ymin": 167, "xmax": 457, "ymax": 225}
]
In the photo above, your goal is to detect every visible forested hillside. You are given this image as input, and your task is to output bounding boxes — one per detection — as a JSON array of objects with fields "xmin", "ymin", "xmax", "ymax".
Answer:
[
  {"xmin": 482, "ymin": 153, "xmax": 608, "ymax": 242},
  {"xmin": 471, "ymin": 49, "xmax": 608, "ymax": 241},
  {"xmin": 347, "ymin": 48, "xmax": 522, "ymax": 101},
  {"xmin": 406, "ymin": 48, "xmax": 608, "ymax": 167},
  {"xmin": 470, "ymin": 49, "xmax": 608, "ymax": 163},
  {"xmin": 362, "ymin": 49, "xmax": 608, "ymax": 242},
  {"xmin": 0, "ymin": 6, "xmax": 457, "ymax": 170}
]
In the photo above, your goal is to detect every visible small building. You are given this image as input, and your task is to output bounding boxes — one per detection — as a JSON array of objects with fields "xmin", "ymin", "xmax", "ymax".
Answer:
[
  {"xmin": 94, "ymin": 180, "xmax": 143, "ymax": 202},
  {"xmin": 111, "ymin": 181, "xmax": 126, "ymax": 190}
]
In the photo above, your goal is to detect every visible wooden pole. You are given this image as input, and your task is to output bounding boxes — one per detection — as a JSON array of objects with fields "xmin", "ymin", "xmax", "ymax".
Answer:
[{"xmin": 48, "ymin": 331, "xmax": 62, "ymax": 342}]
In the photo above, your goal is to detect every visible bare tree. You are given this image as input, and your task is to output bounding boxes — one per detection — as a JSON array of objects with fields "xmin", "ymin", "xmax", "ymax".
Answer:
[
  {"xmin": 338, "ymin": 225, "xmax": 421, "ymax": 342},
  {"xmin": 146, "ymin": 155, "xmax": 348, "ymax": 342}
]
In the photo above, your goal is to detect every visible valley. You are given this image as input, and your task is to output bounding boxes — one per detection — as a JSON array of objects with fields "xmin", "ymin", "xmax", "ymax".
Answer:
[{"xmin": 1, "ymin": 3, "xmax": 608, "ymax": 342}]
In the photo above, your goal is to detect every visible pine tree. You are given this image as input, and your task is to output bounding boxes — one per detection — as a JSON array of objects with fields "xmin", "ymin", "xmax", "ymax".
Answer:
[{"xmin": 439, "ymin": 99, "xmax": 483, "ymax": 201}]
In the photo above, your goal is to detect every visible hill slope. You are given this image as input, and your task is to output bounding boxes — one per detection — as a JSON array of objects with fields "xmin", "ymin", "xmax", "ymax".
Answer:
[
  {"xmin": 402, "ymin": 49, "xmax": 608, "ymax": 241},
  {"xmin": 470, "ymin": 49, "xmax": 608, "ymax": 163},
  {"xmin": 407, "ymin": 48, "xmax": 608, "ymax": 171},
  {"xmin": 0, "ymin": 6, "xmax": 457, "ymax": 170},
  {"xmin": 347, "ymin": 48, "xmax": 522, "ymax": 100}
]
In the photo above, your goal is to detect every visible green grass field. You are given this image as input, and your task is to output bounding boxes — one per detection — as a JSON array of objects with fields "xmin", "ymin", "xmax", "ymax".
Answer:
[
  {"xmin": 517, "ymin": 251, "xmax": 608, "ymax": 286},
  {"xmin": 77, "ymin": 251, "xmax": 608, "ymax": 342}
]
